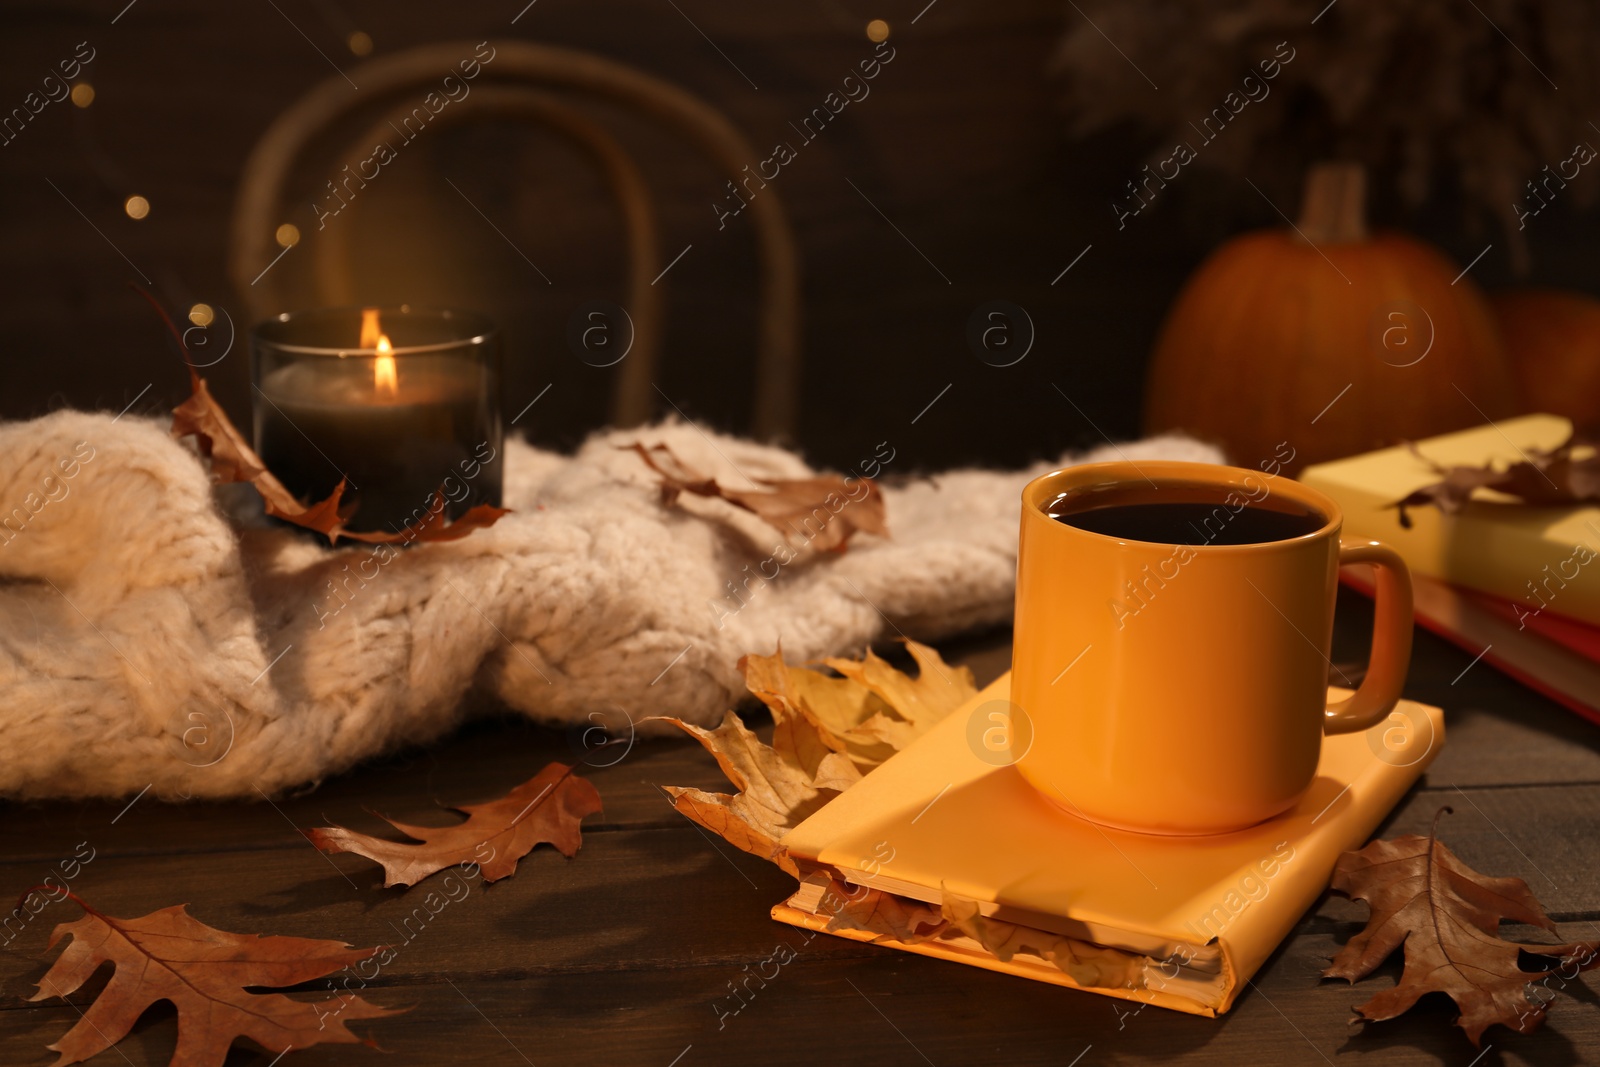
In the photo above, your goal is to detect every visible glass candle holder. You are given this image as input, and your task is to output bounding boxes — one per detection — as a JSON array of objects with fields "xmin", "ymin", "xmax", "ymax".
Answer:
[{"xmin": 251, "ymin": 306, "xmax": 503, "ymax": 535}]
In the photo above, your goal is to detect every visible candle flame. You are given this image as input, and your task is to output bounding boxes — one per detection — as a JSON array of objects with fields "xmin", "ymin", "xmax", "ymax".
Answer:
[
  {"xmin": 361, "ymin": 308, "xmax": 399, "ymax": 397},
  {"xmin": 373, "ymin": 334, "xmax": 398, "ymax": 397}
]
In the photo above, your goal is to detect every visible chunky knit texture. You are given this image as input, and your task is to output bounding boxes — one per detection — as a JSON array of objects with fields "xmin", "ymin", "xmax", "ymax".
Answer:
[{"xmin": 0, "ymin": 411, "xmax": 1220, "ymax": 800}]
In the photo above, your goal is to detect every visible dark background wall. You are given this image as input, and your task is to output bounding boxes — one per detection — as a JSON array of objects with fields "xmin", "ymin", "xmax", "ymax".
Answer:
[{"xmin": 4, "ymin": 0, "xmax": 1597, "ymax": 474}]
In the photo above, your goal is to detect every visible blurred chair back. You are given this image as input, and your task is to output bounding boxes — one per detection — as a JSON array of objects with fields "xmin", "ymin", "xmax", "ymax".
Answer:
[{"xmin": 228, "ymin": 40, "xmax": 800, "ymax": 438}]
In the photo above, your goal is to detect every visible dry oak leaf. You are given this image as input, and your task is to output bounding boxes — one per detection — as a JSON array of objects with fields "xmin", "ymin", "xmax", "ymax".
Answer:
[
  {"xmin": 625, "ymin": 441, "xmax": 887, "ymax": 552},
  {"xmin": 28, "ymin": 893, "xmax": 399, "ymax": 1067},
  {"xmin": 1390, "ymin": 426, "xmax": 1600, "ymax": 529},
  {"xmin": 307, "ymin": 762, "xmax": 602, "ymax": 887},
  {"xmin": 1325, "ymin": 808, "xmax": 1600, "ymax": 1045},
  {"xmin": 941, "ymin": 894, "xmax": 1147, "ymax": 991}
]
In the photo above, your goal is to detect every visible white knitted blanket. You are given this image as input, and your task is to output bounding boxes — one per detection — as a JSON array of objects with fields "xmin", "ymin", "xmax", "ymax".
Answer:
[{"xmin": 0, "ymin": 410, "xmax": 1220, "ymax": 800}]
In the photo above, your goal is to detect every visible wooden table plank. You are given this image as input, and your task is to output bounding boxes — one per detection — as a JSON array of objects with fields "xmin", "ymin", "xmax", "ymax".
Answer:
[
  {"xmin": 0, "ymin": 827, "xmax": 824, "ymax": 1002},
  {"xmin": 5, "ymin": 781, "xmax": 1593, "ymax": 999},
  {"xmin": 0, "ymin": 728, "xmax": 732, "ymax": 865},
  {"xmin": 9, "ymin": 919, "xmax": 1597, "ymax": 1067}
]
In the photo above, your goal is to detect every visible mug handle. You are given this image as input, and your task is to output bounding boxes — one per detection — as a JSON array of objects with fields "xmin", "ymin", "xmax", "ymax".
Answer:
[{"xmin": 1324, "ymin": 538, "xmax": 1414, "ymax": 734}]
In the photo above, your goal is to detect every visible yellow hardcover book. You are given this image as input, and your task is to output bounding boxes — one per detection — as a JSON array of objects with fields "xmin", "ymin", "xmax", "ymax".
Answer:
[
  {"xmin": 1300, "ymin": 414, "xmax": 1600, "ymax": 626},
  {"xmin": 774, "ymin": 674, "xmax": 1443, "ymax": 1017}
]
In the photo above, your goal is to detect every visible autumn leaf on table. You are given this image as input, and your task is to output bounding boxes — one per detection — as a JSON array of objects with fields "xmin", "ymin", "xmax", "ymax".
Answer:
[
  {"xmin": 653, "ymin": 641, "xmax": 975, "ymax": 873},
  {"xmin": 28, "ymin": 893, "xmax": 399, "ymax": 1067},
  {"xmin": 1325, "ymin": 808, "xmax": 1600, "ymax": 1045},
  {"xmin": 307, "ymin": 762, "xmax": 602, "ymax": 887},
  {"xmin": 625, "ymin": 441, "xmax": 888, "ymax": 552},
  {"xmin": 139, "ymin": 288, "xmax": 509, "ymax": 545},
  {"xmin": 1390, "ymin": 426, "xmax": 1600, "ymax": 528}
]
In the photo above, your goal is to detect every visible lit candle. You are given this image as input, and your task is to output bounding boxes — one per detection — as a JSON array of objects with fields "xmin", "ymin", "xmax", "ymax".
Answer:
[{"xmin": 251, "ymin": 306, "xmax": 503, "ymax": 534}]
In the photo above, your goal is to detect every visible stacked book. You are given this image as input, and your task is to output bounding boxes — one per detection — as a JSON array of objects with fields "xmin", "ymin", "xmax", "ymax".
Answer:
[{"xmin": 1302, "ymin": 414, "xmax": 1600, "ymax": 725}]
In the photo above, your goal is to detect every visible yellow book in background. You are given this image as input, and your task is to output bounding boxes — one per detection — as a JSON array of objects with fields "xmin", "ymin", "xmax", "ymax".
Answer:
[
  {"xmin": 1300, "ymin": 414, "xmax": 1600, "ymax": 626},
  {"xmin": 774, "ymin": 675, "xmax": 1443, "ymax": 1017}
]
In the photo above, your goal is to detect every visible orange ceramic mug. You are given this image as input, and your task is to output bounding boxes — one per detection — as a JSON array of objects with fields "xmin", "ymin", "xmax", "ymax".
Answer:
[{"xmin": 1010, "ymin": 460, "xmax": 1413, "ymax": 835}]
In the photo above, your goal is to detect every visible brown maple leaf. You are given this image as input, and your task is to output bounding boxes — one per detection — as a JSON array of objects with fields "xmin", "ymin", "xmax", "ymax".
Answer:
[
  {"xmin": 307, "ymin": 763, "xmax": 602, "ymax": 887},
  {"xmin": 624, "ymin": 441, "xmax": 887, "ymax": 552},
  {"xmin": 28, "ymin": 893, "xmax": 399, "ymax": 1067},
  {"xmin": 1390, "ymin": 426, "xmax": 1600, "ymax": 528},
  {"xmin": 140, "ymin": 287, "xmax": 509, "ymax": 545},
  {"xmin": 1325, "ymin": 807, "xmax": 1600, "ymax": 1045}
]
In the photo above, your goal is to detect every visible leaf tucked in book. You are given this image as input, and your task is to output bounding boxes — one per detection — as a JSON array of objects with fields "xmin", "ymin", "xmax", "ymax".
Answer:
[
  {"xmin": 792, "ymin": 877, "xmax": 1147, "ymax": 991},
  {"xmin": 941, "ymin": 894, "xmax": 1147, "ymax": 991},
  {"xmin": 1325, "ymin": 807, "xmax": 1600, "ymax": 1045},
  {"xmin": 653, "ymin": 641, "xmax": 976, "ymax": 873},
  {"xmin": 625, "ymin": 441, "xmax": 888, "ymax": 552},
  {"xmin": 1390, "ymin": 426, "xmax": 1600, "ymax": 528},
  {"xmin": 810, "ymin": 875, "xmax": 947, "ymax": 945},
  {"xmin": 28, "ymin": 893, "xmax": 400, "ymax": 1067},
  {"xmin": 307, "ymin": 762, "xmax": 602, "ymax": 887}
]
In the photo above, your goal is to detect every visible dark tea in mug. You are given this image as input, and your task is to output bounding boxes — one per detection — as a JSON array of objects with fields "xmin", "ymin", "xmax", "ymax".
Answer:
[{"xmin": 1045, "ymin": 482, "xmax": 1327, "ymax": 547}]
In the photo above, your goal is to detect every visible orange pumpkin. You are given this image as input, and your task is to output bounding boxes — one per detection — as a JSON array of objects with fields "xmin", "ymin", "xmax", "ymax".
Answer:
[
  {"xmin": 1143, "ymin": 164, "xmax": 1517, "ymax": 473},
  {"xmin": 1491, "ymin": 289, "xmax": 1600, "ymax": 426}
]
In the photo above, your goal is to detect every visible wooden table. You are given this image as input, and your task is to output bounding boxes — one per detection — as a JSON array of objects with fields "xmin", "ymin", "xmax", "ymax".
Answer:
[{"xmin": 3, "ymin": 589, "xmax": 1597, "ymax": 1066}]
